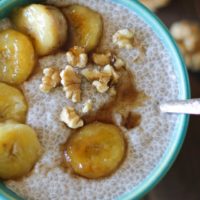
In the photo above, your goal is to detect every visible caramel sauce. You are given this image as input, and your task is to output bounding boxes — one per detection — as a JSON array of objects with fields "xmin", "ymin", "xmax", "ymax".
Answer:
[
  {"xmin": 121, "ymin": 112, "xmax": 141, "ymax": 130},
  {"xmin": 83, "ymin": 69, "xmax": 146, "ymax": 127}
]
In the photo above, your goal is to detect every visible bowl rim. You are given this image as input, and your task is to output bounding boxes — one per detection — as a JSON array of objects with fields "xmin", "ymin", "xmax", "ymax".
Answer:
[{"xmin": 0, "ymin": 0, "xmax": 190, "ymax": 200}]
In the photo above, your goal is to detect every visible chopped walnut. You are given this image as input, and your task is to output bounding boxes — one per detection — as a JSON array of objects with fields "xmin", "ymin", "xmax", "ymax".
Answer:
[
  {"xmin": 82, "ymin": 99, "xmax": 93, "ymax": 113},
  {"xmin": 82, "ymin": 64, "xmax": 119, "ymax": 93},
  {"xmin": 92, "ymin": 52, "xmax": 111, "ymax": 66},
  {"xmin": 60, "ymin": 65, "xmax": 81, "ymax": 102},
  {"xmin": 109, "ymin": 87, "xmax": 117, "ymax": 96},
  {"xmin": 93, "ymin": 65, "xmax": 119, "ymax": 93},
  {"xmin": 111, "ymin": 55, "xmax": 125, "ymax": 70},
  {"xmin": 99, "ymin": 65, "xmax": 119, "ymax": 92},
  {"xmin": 60, "ymin": 107, "xmax": 84, "ymax": 129},
  {"xmin": 112, "ymin": 29, "xmax": 134, "ymax": 49},
  {"xmin": 82, "ymin": 68, "xmax": 110, "ymax": 92},
  {"xmin": 103, "ymin": 64, "xmax": 120, "ymax": 84},
  {"xmin": 92, "ymin": 79, "xmax": 110, "ymax": 93},
  {"xmin": 92, "ymin": 68, "xmax": 111, "ymax": 93},
  {"xmin": 66, "ymin": 46, "xmax": 88, "ymax": 68},
  {"xmin": 39, "ymin": 67, "xmax": 61, "ymax": 93},
  {"xmin": 81, "ymin": 68, "xmax": 102, "ymax": 81},
  {"xmin": 170, "ymin": 21, "xmax": 200, "ymax": 71},
  {"xmin": 140, "ymin": 0, "xmax": 170, "ymax": 11},
  {"xmin": 83, "ymin": 67, "xmax": 110, "ymax": 93}
]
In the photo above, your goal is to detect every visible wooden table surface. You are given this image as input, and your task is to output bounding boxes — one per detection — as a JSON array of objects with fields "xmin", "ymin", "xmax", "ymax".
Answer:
[{"xmin": 144, "ymin": 0, "xmax": 200, "ymax": 199}]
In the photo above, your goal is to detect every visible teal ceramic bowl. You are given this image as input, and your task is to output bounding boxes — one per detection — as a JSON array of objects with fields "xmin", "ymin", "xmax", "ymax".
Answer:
[{"xmin": 0, "ymin": 0, "xmax": 190, "ymax": 200}]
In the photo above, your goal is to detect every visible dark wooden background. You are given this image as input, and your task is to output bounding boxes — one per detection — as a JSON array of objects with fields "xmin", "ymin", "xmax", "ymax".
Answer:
[{"xmin": 144, "ymin": 0, "xmax": 200, "ymax": 199}]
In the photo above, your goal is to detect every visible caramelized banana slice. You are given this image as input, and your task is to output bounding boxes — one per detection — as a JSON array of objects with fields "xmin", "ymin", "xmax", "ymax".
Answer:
[
  {"xmin": 62, "ymin": 5, "xmax": 103, "ymax": 52},
  {"xmin": 12, "ymin": 4, "xmax": 68, "ymax": 56},
  {"xmin": 0, "ymin": 29, "xmax": 35, "ymax": 85},
  {"xmin": 0, "ymin": 83, "xmax": 27, "ymax": 123},
  {"xmin": 0, "ymin": 121, "xmax": 42, "ymax": 180},
  {"xmin": 64, "ymin": 122, "xmax": 126, "ymax": 179}
]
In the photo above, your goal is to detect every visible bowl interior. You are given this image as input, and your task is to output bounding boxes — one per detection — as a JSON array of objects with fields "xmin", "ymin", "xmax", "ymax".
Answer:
[{"xmin": 0, "ymin": 0, "xmax": 190, "ymax": 200}]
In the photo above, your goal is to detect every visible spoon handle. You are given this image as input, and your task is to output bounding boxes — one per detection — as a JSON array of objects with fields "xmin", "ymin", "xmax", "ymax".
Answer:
[{"xmin": 159, "ymin": 98, "xmax": 200, "ymax": 115}]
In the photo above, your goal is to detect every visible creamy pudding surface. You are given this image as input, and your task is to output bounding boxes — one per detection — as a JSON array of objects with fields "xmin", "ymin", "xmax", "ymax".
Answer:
[{"xmin": 0, "ymin": 0, "xmax": 179, "ymax": 199}]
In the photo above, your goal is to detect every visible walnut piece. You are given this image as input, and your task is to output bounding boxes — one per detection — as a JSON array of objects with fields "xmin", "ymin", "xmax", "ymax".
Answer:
[
  {"xmin": 92, "ymin": 79, "xmax": 110, "ymax": 93},
  {"xmin": 170, "ymin": 21, "xmax": 200, "ymax": 71},
  {"xmin": 92, "ymin": 52, "xmax": 111, "ymax": 66},
  {"xmin": 103, "ymin": 64, "xmax": 120, "ymax": 84},
  {"xmin": 112, "ymin": 29, "xmax": 134, "ymax": 49},
  {"xmin": 60, "ymin": 65, "xmax": 81, "ymax": 102},
  {"xmin": 140, "ymin": 0, "xmax": 170, "ymax": 11},
  {"xmin": 109, "ymin": 87, "xmax": 117, "ymax": 96},
  {"xmin": 82, "ymin": 99, "xmax": 93, "ymax": 113},
  {"xmin": 82, "ymin": 65, "xmax": 119, "ymax": 82},
  {"xmin": 66, "ymin": 46, "xmax": 88, "ymax": 68},
  {"xmin": 81, "ymin": 68, "xmax": 102, "ymax": 81},
  {"xmin": 91, "ymin": 68, "xmax": 111, "ymax": 93},
  {"xmin": 82, "ymin": 64, "xmax": 119, "ymax": 93},
  {"xmin": 60, "ymin": 107, "xmax": 84, "ymax": 129},
  {"xmin": 94, "ymin": 65, "xmax": 119, "ymax": 93},
  {"xmin": 112, "ymin": 56, "xmax": 125, "ymax": 70},
  {"xmin": 82, "ymin": 67, "xmax": 109, "ymax": 93},
  {"xmin": 39, "ymin": 67, "xmax": 61, "ymax": 93}
]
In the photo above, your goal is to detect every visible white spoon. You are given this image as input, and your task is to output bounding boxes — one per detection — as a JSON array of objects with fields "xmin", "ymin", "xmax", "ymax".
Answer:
[{"xmin": 159, "ymin": 98, "xmax": 200, "ymax": 114}]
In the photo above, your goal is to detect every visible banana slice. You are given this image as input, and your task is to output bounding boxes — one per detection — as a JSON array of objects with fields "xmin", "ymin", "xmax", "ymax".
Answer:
[
  {"xmin": 12, "ymin": 4, "xmax": 68, "ymax": 56},
  {"xmin": 62, "ymin": 4, "xmax": 103, "ymax": 52},
  {"xmin": 0, "ymin": 121, "xmax": 42, "ymax": 180},
  {"xmin": 64, "ymin": 122, "xmax": 126, "ymax": 179},
  {"xmin": 0, "ymin": 83, "xmax": 27, "ymax": 123},
  {"xmin": 0, "ymin": 29, "xmax": 35, "ymax": 85}
]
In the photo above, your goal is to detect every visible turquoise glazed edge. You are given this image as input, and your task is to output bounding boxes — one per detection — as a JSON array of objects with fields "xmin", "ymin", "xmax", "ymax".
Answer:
[
  {"xmin": 0, "ymin": 0, "xmax": 190, "ymax": 199},
  {"xmin": 0, "ymin": 0, "xmax": 43, "ymax": 19}
]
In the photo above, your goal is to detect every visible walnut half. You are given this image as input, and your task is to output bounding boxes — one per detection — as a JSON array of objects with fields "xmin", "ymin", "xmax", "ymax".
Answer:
[
  {"xmin": 60, "ymin": 65, "xmax": 81, "ymax": 103},
  {"xmin": 39, "ymin": 67, "xmax": 61, "ymax": 93}
]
